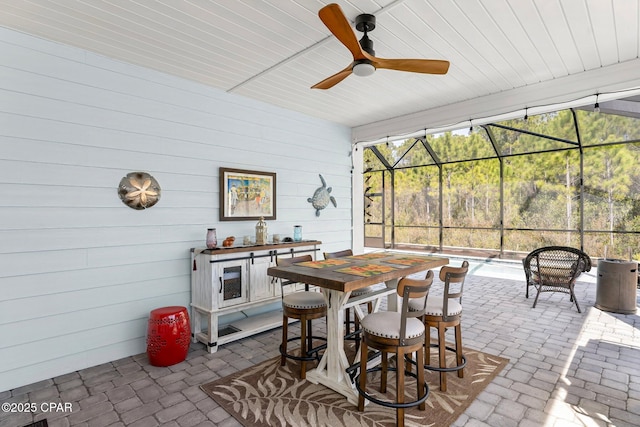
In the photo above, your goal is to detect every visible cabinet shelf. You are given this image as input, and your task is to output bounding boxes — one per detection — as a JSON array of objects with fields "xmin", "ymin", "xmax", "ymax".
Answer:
[{"xmin": 194, "ymin": 310, "xmax": 302, "ymax": 348}]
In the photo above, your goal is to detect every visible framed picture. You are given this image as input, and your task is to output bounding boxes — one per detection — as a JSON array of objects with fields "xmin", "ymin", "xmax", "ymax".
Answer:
[{"xmin": 219, "ymin": 168, "xmax": 276, "ymax": 221}]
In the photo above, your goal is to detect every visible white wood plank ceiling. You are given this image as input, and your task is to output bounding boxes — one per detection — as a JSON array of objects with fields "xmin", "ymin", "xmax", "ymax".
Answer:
[{"xmin": 1, "ymin": 0, "xmax": 640, "ymax": 137}]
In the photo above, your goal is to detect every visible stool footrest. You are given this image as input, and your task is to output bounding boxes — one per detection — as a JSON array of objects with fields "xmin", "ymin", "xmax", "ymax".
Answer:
[
  {"xmin": 406, "ymin": 344, "xmax": 467, "ymax": 373},
  {"xmin": 355, "ymin": 366, "xmax": 429, "ymax": 409},
  {"xmin": 280, "ymin": 335, "xmax": 327, "ymax": 362},
  {"xmin": 344, "ymin": 327, "xmax": 363, "ymax": 341},
  {"xmin": 346, "ymin": 349, "xmax": 381, "ymax": 381}
]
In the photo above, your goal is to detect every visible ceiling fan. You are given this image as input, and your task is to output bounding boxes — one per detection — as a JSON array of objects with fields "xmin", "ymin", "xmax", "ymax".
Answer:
[{"xmin": 311, "ymin": 3, "xmax": 450, "ymax": 90}]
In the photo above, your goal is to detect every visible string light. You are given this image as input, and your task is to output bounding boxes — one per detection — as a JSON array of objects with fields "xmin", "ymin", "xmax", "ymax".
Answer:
[{"xmin": 356, "ymin": 88, "xmax": 640, "ymax": 146}]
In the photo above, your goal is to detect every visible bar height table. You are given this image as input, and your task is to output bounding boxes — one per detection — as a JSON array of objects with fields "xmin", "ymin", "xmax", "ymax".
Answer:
[{"xmin": 268, "ymin": 252, "xmax": 449, "ymax": 405}]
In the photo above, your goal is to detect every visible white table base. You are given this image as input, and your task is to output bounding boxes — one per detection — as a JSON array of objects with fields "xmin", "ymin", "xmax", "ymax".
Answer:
[{"xmin": 305, "ymin": 279, "xmax": 399, "ymax": 406}]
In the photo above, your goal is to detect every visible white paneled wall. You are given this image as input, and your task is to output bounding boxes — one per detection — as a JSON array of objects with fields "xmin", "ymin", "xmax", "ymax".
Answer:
[{"xmin": 0, "ymin": 27, "xmax": 352, "ymax": 392}]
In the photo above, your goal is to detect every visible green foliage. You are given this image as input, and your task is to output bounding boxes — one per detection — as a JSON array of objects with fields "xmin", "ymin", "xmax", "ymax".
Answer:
[{"xmin": 364, "ymin": 109, "xmax": 640, "ymax": 257}]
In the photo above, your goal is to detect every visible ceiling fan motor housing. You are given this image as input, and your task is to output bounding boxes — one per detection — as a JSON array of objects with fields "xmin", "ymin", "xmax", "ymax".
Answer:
[
  {"xmin": 355, "ymin": 14, "xmax": 376, "ymax": 33},
  {"xmin": 356, "ymin": 14, "xmax": 376, "ymax": 55}
]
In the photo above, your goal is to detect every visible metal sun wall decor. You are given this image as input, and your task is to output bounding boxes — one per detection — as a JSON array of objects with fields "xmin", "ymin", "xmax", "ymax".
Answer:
[
  {"xmin": 118, "ymin": 172, "xmax": 161, "ymax": 210},
  {"xmin": 308, "ymin": 174, "xmax": 336, "ymax": 216}
]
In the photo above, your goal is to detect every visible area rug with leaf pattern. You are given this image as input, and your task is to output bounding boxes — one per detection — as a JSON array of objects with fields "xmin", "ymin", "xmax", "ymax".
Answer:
[{"xmin": 201, "ymin": 347, "xmax": 508, "ymax": 427}]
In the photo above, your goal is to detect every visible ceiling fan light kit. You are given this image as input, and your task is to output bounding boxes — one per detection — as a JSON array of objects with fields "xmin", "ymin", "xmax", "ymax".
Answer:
[
  {"xmin": 312, "ymin": 3, "xmax": 449, "ymax": 89},
  {"xmin": 353, "ymin": 61, "xmax": 375, "ymax": 77}
]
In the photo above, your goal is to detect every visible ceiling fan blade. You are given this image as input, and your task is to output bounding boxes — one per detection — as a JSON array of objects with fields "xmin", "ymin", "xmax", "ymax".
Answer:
[
  {"xmin": 319, "ymin": 3, "xmax": 366, "ymax": 60},
  {"xmin": 311, "ymin": 65, "xmax": 353, "ymax": 90},
  {"xmin": 372, "ymin": 57, "xmax": 450, "ymax": 75}
]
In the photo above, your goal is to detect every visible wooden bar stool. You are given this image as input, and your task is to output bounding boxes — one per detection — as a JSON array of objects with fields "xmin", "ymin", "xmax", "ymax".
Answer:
[
  {"xmin": 416, "ymin": 261, "xmax": 469, "ymax": 392},
  {"xmin": 276, "ymin": 255, "xmax": 327, "ymax": 379},
  {"xmin": 355, "ymin": 271, "xmax": 434, "ymax": 427}
]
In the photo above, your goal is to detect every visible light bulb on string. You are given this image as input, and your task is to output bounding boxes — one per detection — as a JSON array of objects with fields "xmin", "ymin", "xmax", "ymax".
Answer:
[{"xmin": 594, "ymin": 94, "xmax": 600, "ymax": 113}]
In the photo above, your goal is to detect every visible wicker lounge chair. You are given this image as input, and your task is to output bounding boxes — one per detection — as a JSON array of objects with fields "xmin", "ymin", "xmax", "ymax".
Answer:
[{"xmin": 523, "ymin": 246, "xmax": 591, "ymax": 313}]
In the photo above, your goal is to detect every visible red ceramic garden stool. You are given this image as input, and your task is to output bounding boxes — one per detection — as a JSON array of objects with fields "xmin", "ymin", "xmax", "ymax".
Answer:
[{"xmin": 146, "ymin": 306, "xmax": 191, "ymax": 367}]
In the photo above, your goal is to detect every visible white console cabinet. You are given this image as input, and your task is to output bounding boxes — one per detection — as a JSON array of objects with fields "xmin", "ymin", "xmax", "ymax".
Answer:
[{"xmin": 190, "ymin": 241, "xmax": 321, "ymax": 353}]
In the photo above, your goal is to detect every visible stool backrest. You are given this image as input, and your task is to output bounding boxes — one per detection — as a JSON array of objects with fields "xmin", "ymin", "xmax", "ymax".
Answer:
[
  {"xmin": 276, "ymin": 254, "xmax": 312, "ymax": 267},
  {"xmin": 276, "ymin": 254, "xmax": 313, "ymax": 291},
  {"xmin": 439, "ymin": 260, "xmax": 469, "ymax": 321},
  {"xmin": 398, "ymin": 270, "xmax": 434, "ymax": 345},
  {"xmin": 323, "ymin": 249, "xmax": 353, "ymax": 259}
]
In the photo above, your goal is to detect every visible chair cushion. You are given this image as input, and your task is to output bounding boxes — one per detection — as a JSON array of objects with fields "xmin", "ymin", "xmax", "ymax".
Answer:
[
  {"xmin": 408, "ymin": 296, "xmax": 462, "ymax": 317},
  {"xmin": 407, "ymin": 297, "xmax": 426, "ymax": 312},
  {"xmin": 350, "ymin": 285, "xmax": 377, "ymax": 297},
  {"xmin": 425, "ymin": 296, "xmax": 462, "ymax": 317},
  {"xmin": 282, "ymin": 292, "xmax": 326, "ymax": 309},
  {"xmin": 360, "ymin": 312, "xmax": 425, "ymax": 340}
]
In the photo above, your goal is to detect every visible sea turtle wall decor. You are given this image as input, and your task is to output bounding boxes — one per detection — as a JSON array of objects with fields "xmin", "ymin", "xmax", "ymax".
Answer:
[{"xmin": 308, "ymin": 174, "xmax": 337, "ymax": 216}]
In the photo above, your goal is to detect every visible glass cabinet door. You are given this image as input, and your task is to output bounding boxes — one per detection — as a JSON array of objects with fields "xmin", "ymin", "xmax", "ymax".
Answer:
[{"xmin": 215, "ymin": 259, "xmax": 248, "ymax": 307}]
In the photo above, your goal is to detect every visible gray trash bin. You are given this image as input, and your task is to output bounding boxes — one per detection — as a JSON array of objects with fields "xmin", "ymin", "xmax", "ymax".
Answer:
[{"xmin": 595, "ymin": 259, "xmax": 638, "ymax": 314}]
